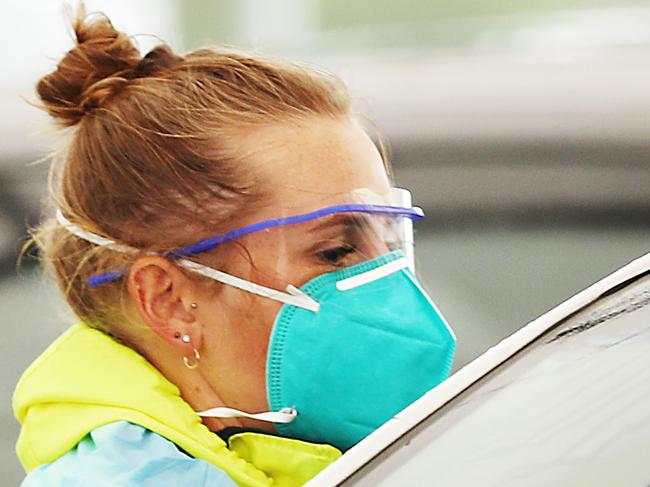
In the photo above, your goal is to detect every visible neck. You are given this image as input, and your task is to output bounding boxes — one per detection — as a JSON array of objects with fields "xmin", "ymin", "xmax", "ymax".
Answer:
[{"xmin": 137, "ymin": 336, "xmax": 245, "ymax": 433}]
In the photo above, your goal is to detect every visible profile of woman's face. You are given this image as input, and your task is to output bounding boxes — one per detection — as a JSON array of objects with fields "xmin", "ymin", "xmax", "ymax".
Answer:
[{"xmin": 191, "ymin": 115, "xmax": 392, "ymax": 425}]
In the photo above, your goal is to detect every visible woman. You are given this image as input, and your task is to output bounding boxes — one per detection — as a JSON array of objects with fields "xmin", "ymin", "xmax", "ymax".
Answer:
[{"xmin": 13, "ymin": 7, "xmax": 456, "ymax": 487}]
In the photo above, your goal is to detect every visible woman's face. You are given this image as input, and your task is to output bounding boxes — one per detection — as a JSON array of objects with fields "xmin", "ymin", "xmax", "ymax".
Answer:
[{"xmin": 189, "ymin": 115, "xmax": 391, "ymax": 425}]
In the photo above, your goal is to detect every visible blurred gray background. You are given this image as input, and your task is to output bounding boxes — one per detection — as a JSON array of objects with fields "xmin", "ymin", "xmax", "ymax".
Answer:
[{"xmin": 1, "ymin": 0, "xmax": 649, "ymax": 485}]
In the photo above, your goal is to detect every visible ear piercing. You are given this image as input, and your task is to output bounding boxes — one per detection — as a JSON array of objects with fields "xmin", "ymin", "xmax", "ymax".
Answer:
[
  {"xmin": 173, "ymin": 302, "xmax": 198, "ymax": 338},
  {"xmin": 173, "ymin": 332, "xmax": 192, "ymax": 343},
  {"xmin": 183, "ymin": 347, "xmax": 201, "ymax": 369},
  {"xmin": 175, "ymin": 332, "xmax": 200, "ymax": 369}
]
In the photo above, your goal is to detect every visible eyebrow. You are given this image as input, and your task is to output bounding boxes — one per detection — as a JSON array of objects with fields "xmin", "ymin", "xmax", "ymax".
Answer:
[{"xmin": 305, "ymin": 213, "xmax": 367, "ymax": 234}]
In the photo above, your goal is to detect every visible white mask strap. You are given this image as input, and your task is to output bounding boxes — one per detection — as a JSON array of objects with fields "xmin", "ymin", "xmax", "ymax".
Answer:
[
  {"xmin": 197, "ymin": 406, "xmax": 298, "ymax": 424},
  {"xmin": 176, "ymin": 259, "xmax": 320, "ymax": 312},
  {"xmin": 56, "ymin": 209, "xmax": 136, "ymax": 254},
  {"xmin": 54, "ymin": 209, "xmax": 320, "ymax": 313}
]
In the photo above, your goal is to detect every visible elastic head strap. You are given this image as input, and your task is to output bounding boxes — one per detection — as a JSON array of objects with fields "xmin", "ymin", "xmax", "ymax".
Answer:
[
  {"xmin": 55, "ymin": 209, "xmax": 135, "ymax": 254},
  {"xmin": 54, "ymin": 209, "xmax": 321, "ymax": 312}
]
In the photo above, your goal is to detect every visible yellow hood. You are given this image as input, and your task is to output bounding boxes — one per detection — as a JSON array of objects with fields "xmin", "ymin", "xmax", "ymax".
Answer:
[{"xmin": 13, "ymin": 324, "xmax": 339, "ymax": 486}]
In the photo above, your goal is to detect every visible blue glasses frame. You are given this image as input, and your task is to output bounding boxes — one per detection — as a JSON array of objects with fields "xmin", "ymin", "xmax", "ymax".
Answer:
[{"xmin": 88, "ymin": 203, "xmax": 424, "ymax": 287}]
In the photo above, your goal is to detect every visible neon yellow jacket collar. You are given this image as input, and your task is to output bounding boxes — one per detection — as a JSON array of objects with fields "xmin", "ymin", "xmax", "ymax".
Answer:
[{"xmin": 13, "ymin": 324, "xmax": 340, "ymax": 486}]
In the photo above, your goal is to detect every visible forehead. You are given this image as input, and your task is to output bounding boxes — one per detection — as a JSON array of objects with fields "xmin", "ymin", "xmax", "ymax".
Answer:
[{"xmin": 240, "ymin": 115, "xmax": 391, "ymax": 216}]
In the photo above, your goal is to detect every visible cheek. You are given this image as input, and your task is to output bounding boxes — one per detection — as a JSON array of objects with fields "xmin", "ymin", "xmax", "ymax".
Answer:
[
  {"xmin": 216, "ymin": 285, "xmax": 283, "ymax": 376},
  {"xmin": 239, "ymin": 295, "xmax": 282, "ymax": 364}
]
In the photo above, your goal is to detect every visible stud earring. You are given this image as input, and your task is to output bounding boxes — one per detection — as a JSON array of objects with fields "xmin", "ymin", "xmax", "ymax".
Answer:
[
  {"xmin": 190, "ymin": 303, "xmax": 198, "ymax": 309},
  {"xmin": 181, "ymin": 334, "xmax": 190, "ymax": 343}
]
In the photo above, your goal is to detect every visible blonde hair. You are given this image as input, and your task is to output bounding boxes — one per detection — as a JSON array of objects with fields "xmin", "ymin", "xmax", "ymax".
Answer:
[{"xmin": 31, "ymin": 6, "xmax": 354, "ymax": 334}]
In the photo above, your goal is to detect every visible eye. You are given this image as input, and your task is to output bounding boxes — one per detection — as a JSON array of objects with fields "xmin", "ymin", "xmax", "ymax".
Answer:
[{"xmin": 317, "ymin": 244, "xmax": 357, "ymax": 267}]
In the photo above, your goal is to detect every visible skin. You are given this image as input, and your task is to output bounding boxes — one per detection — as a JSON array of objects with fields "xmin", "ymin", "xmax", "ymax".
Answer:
[{"xmin": 126, "ymin": 115, "xmax": 391, "ymax": 433}]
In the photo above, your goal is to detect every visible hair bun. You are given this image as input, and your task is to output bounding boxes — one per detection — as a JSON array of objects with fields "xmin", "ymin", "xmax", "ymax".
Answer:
[{"xmin": 36, "ymin": 6, "xmax": 142, "ymax": 126}]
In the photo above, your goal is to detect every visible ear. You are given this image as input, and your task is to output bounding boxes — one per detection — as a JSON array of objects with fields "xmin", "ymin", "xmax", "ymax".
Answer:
[{"xmin": 127, "ymin": 256, "xmax": 202, "ymax": 353}]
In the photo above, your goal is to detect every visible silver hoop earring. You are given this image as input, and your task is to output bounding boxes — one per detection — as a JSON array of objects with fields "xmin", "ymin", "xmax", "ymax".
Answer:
[{"xmin": 183, "ymin": 348, "xmax": 201, "ymax": 369}]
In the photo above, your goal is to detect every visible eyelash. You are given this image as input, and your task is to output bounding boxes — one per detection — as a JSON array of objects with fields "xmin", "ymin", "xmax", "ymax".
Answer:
[{"xmin": 317, "ymin": 244, "xmax": 357, "ymax": 266}]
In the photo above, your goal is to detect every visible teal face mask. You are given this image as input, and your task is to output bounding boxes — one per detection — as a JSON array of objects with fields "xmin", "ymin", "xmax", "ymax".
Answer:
[{"xmin": 267, "ymin": 250, "xmax": 456, "ymax": 451}]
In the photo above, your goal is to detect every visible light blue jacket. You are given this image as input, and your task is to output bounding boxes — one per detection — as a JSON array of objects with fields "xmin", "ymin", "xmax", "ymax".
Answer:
[{"xmin": 22, "ymin": 421, "xmax": 237, "ymax": 486}]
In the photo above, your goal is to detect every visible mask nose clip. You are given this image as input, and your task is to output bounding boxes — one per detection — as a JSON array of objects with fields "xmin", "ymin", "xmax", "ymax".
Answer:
[{"xmin": 335, "ymin": 256, "xmax": 409, "ymax": 291}]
